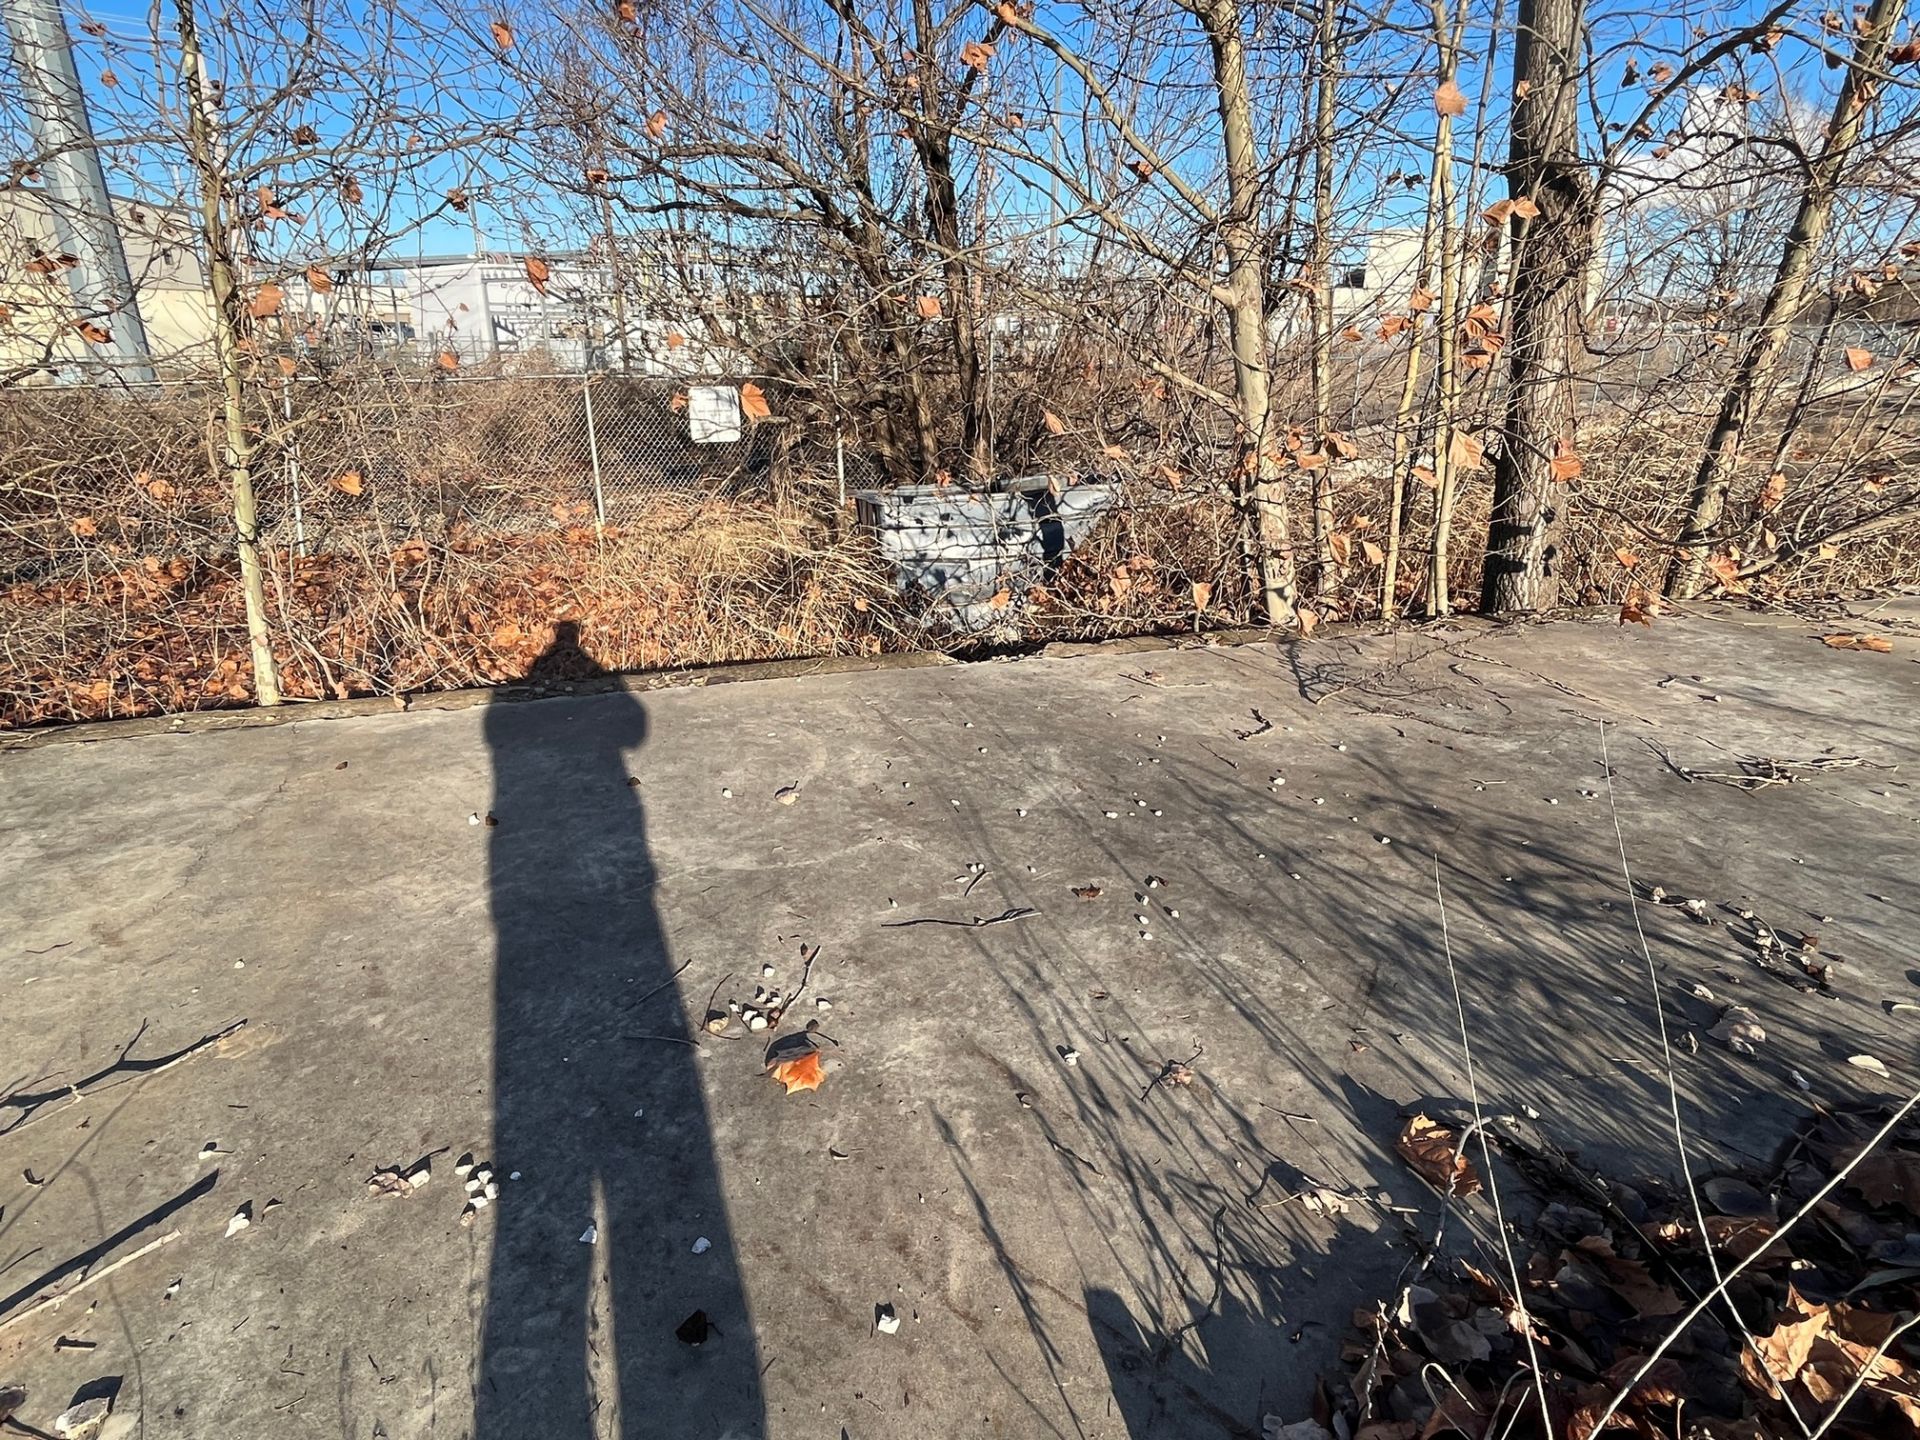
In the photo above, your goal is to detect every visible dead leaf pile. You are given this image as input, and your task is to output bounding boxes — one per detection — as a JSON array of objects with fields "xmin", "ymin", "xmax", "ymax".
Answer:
[{"xmin": 1326, "ymin": 1105, "xmax": 1920, "ymax": 1439}]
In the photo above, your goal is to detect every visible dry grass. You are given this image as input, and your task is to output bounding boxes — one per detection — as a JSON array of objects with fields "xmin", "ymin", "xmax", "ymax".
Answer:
[{"xmin": 3, "ymin": 363, "xmax": 1916, "ymax": 728}]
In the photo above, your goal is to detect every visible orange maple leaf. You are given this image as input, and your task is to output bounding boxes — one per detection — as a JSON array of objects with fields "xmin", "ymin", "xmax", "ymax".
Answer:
[{"xmin": 770, "ymin": 1050, "xmax": 824, "ymax": 1095}]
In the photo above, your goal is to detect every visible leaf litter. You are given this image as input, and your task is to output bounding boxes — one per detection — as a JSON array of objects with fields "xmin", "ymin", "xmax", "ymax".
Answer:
[{"xmin": 1306, "ymin": 1103, "xmax": 1920, "ymax": 1440}]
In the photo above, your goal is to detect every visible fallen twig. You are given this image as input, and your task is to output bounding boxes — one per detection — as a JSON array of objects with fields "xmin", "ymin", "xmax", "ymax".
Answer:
[
  {"xmin": 625, "ymin": 958, "xmax": 695, "ymax": 1012},
  {"xmin": 0, "ymin": 1019, "xmax": 248, "ymax": 1135},
  {"xmin": 881, "ymin": 907, "xmax": 1038, "ymax": 929},
  {"xmin": 0, "ymin": 1230, "xmax": 181, "ymax": 1335}
]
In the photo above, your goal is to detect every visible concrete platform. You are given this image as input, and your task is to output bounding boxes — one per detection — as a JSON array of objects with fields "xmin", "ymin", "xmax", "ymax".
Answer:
[{"xmin": 1, "ymin": 606, "xmax": 1915, "ymax": 1439}]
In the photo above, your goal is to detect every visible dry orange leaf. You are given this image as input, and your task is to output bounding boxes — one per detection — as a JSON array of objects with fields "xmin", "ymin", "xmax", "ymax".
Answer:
[
  {"xmin": 988, "ymin": 587, "xmax": 1012, "ymax": 609},
  {"xmin": 1328, "ymin": 531, "xmax": 1350, "ymax": 564},
  {"xmin": 73, "ymin": 319, "xmax": 111, "ymax": 344},
  {"xmin": 960, "ymin": 39, "xmax": 995, "ymax": 70},
  {"xmin": 664, "ymin": 331, "xmax": 686, "ymax": 349},
  {"xmin": 1397, "ymin": 1114, "xmax": 1482, "ymax": 1196},
  {"xmin": 1408, "ymin": 285, "xmax": 1435, "ymax": 313},
  {"xmin": 1844, "ymin": 347, "xmax": 1873, "ymax": 371},
  {"xmin": 1362, "ymin": 539, "xmax": 1385, "ymax": 566},
  {"xmin": 524, "ymin": 256, "xmax": 551, "ymax": 294},
  {"xmin": 1821, "ymin": 632, "xmax": 1893, "ymax": 652},
  {"xmin": 1549, "ymin": 437, "xmax": 1583, "ymax": 482},
  {"xmin": 1705, "ymin": 552, "xmax": 1748, "ymax": 593},
  {"xmin": 1434, "ymin": 80, "xmax": 1468, "ymax": 117},
  {"xmin": 669, "ymin": 391, "xmax": 687, "ymax": 411},
  {"xmin": 1192, "ymin": 580, "xmax": 1212, "ymax": 611},
  {"xmin": 248, "ymin": 282, "xmax": 284, "ymax": 319},
  {"xmin": 489, "ymin": 19, "xmax": 514, "ymax": 49},
  {"xmin": 646, "ymin": 111, "xmax": 669, "ymax": 140},
  {"xmin": 740, "ymin": 381, "xmax": 771, "ymax": 420},
  {"xmin": 1514, "ymin": 79, "xmax": 1532, "ymax": 99},
  {"xmin": 1042, "ymin": 409, "xmax": 1065, "ymax": 435},
  {"xmin": 1296, "ymin": 451, "xmax": 1328, "ymax": 470},
  {"xmin": 332, "ymin": 470, "xmax": 364, "ymax": 496},
  {"xmin": 769, "ymin": 1049, "xmax": 824, "ymax": 1095},
  {"xmin": 275, "ymin": 356, "xmax": 297, "ymax": 376},
  {"xmin": 1758, "ymin": 471, "xmax": 1786, "ymax": 511},
  {"xmin": 305, "ymin": 266, "xmax": 333, "ymax": 294},
  {"xmin": 915, "ymin": 294, "xmax": 942, "ymax": 319},
  {"xmin": 436, "ymin": 349, "xmax": 459, "ymax": 371},
  {"xmin": 1295, "ymin": 605, "xmax": 1318, "ymax": 636},
  {"xmin": 340, "ymin": 175, "xmax": 364, "ymax": 207},
  {"xmin": 1412, "ymin": 464, "xmax": 1437, "ymax": 489},
  {"xmin": 1448, "ymin": 430, "xmax": 1485, "ymax": 471},
  {"xmin": 1339, "ymin": 325, "xmax": 1364, "ymax": 342},
  {"xmin": 1615, "ymin": 546, "xmax": 1639, "ymax": 570}
]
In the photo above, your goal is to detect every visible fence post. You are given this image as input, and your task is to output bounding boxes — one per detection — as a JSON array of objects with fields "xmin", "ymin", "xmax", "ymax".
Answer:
[
  {"xmin": 582, "ymin": 372, "xmax": 607, "ymax": 530},
  {"xmin": 281, "ymin": 377, "xmax": 307, "ymax": 556},
  {"xmin": 832, "ymin": 352, "xmax": 846, "ymax": 509}
]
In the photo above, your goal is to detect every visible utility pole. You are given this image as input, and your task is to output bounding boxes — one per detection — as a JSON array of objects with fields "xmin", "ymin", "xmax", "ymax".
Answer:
[{"xmin": 2, "ymin": 0, "xmax": 157, "ymax": 382}]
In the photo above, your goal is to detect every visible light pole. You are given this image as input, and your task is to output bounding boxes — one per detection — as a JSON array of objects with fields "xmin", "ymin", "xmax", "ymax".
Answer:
[{"xmin": 2, "ymin": 0, "xmax": 157, "ymax": 382}]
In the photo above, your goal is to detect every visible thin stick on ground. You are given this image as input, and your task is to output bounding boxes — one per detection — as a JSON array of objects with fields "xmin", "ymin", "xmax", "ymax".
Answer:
[
  {"xmin": 0, "ymin": 1018, "xmax": 248, "ymax": 1135},
  {"xmin": 0, "ymin": 1230, "xmax": 181, "ymax": 1336},
  {"xmin": 1598, "ymin": 720, "xmax": 1813, "ymax": 1438},
  {"xmin": 1431, "ymin": 854, "xmax": 1555, "ymax": 1440}
]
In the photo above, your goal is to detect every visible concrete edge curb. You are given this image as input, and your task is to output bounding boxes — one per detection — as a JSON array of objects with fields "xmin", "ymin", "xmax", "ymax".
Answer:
[{"xmin": 0, "ymin": 601, "xmax": 1755, "ymax": 754}]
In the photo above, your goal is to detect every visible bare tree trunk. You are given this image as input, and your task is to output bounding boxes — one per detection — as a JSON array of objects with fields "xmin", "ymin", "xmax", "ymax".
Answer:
[
  {"xmin": 911, "ymin": 0, "xmax": 991, "ymax": 484},
  {"xmin": 1663, "ymin": 0, "xmax": 1903, "ymax": 599},
  {"xmin": 1308, "ymin": 0, "xmax": 1340, "ymax": 599},
  {"xmin": 1478, "ymin": 0, "xmax": 1593, "ymax": 613},
  {"xmin": 174, "ymin": 0, "xmax": 280, "ymax": 704},
  {"xmin": 1424, "ymin": 0, "xmax": 1465, "ymax": 616},
  {"xmin": 1194, "ymin": 0, "xmax": 1296, "ymax": 625},
  {"xmin": 1382, "ymin": 185, "xmax": 1437, "ymax": 620}
]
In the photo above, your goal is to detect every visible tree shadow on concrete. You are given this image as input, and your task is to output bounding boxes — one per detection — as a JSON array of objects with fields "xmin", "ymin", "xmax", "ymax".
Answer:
[{"xmin": 477, "ymin": 622, "xmax": 761, "ymax": 1438}]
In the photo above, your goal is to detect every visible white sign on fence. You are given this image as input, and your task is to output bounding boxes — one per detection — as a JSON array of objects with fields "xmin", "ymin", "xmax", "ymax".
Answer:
[{"xmin": 686, "ymin": 385, "xmax": 743, "ymax": 444}]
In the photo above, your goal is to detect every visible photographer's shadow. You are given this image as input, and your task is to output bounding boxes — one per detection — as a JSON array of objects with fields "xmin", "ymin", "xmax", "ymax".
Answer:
[{"xmin": 476, "ymin": 623, "xmax": 761, "ymax": 1437}]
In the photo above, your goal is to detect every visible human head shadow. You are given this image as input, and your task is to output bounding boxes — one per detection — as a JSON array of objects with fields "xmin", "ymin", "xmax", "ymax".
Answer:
[{"xmin": 476, "ymin": 623, "xmax": 762, "ymax": 1437}]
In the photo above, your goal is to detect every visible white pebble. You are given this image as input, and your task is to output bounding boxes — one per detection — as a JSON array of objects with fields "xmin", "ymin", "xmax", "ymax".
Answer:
[
  {"xmin": 580, "ymin": 1224, "xmax": 597, "ymax": 1244},
  {"xmin": 692, "ymin": 1236, "xmax": 712, "ymax": 1254},
  {"xmin": 1166, "ymin": 908, "xmax": 1179, "ymax": 918},
  {"xmin": 721, "ymin": 788, "xmax": 732, "ymax": 798},
  {"xmin": 761, "ymin": 964, "xmax": 776, "ymax": 977},
  {"xmin": 1016, "ymin": 808, "xmax": 1028, "ymax": 817},
  {"xmin": 468, "ymin": 812, "xmax": 481, "ymax": 826},
  {"xmin": 816, "ymin": 997, "xmax": 831, "ymax": 1011},
  {"xmin": 1104, "ymin": 810, "xmax": 1119, "ymax": 819},
  {"xmin": 1135, "ymin": 913, "xmax": 1150, "ymax": 924}
]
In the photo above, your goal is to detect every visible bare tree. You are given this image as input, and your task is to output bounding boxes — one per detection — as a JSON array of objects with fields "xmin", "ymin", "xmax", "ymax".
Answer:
[
  {"xmin": 1478, "ymin": 0, "xmax": 1594, "ymax": 612},
  {"xmin": 1664, "ymin": 0, "xmax": 1907, "ymax": 598}
]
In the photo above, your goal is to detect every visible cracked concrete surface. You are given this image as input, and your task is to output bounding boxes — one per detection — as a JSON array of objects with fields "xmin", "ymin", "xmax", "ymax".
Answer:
[{"xmin": 1, "ymin": 605, "xmax": 1915, "ymax": 1439}]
